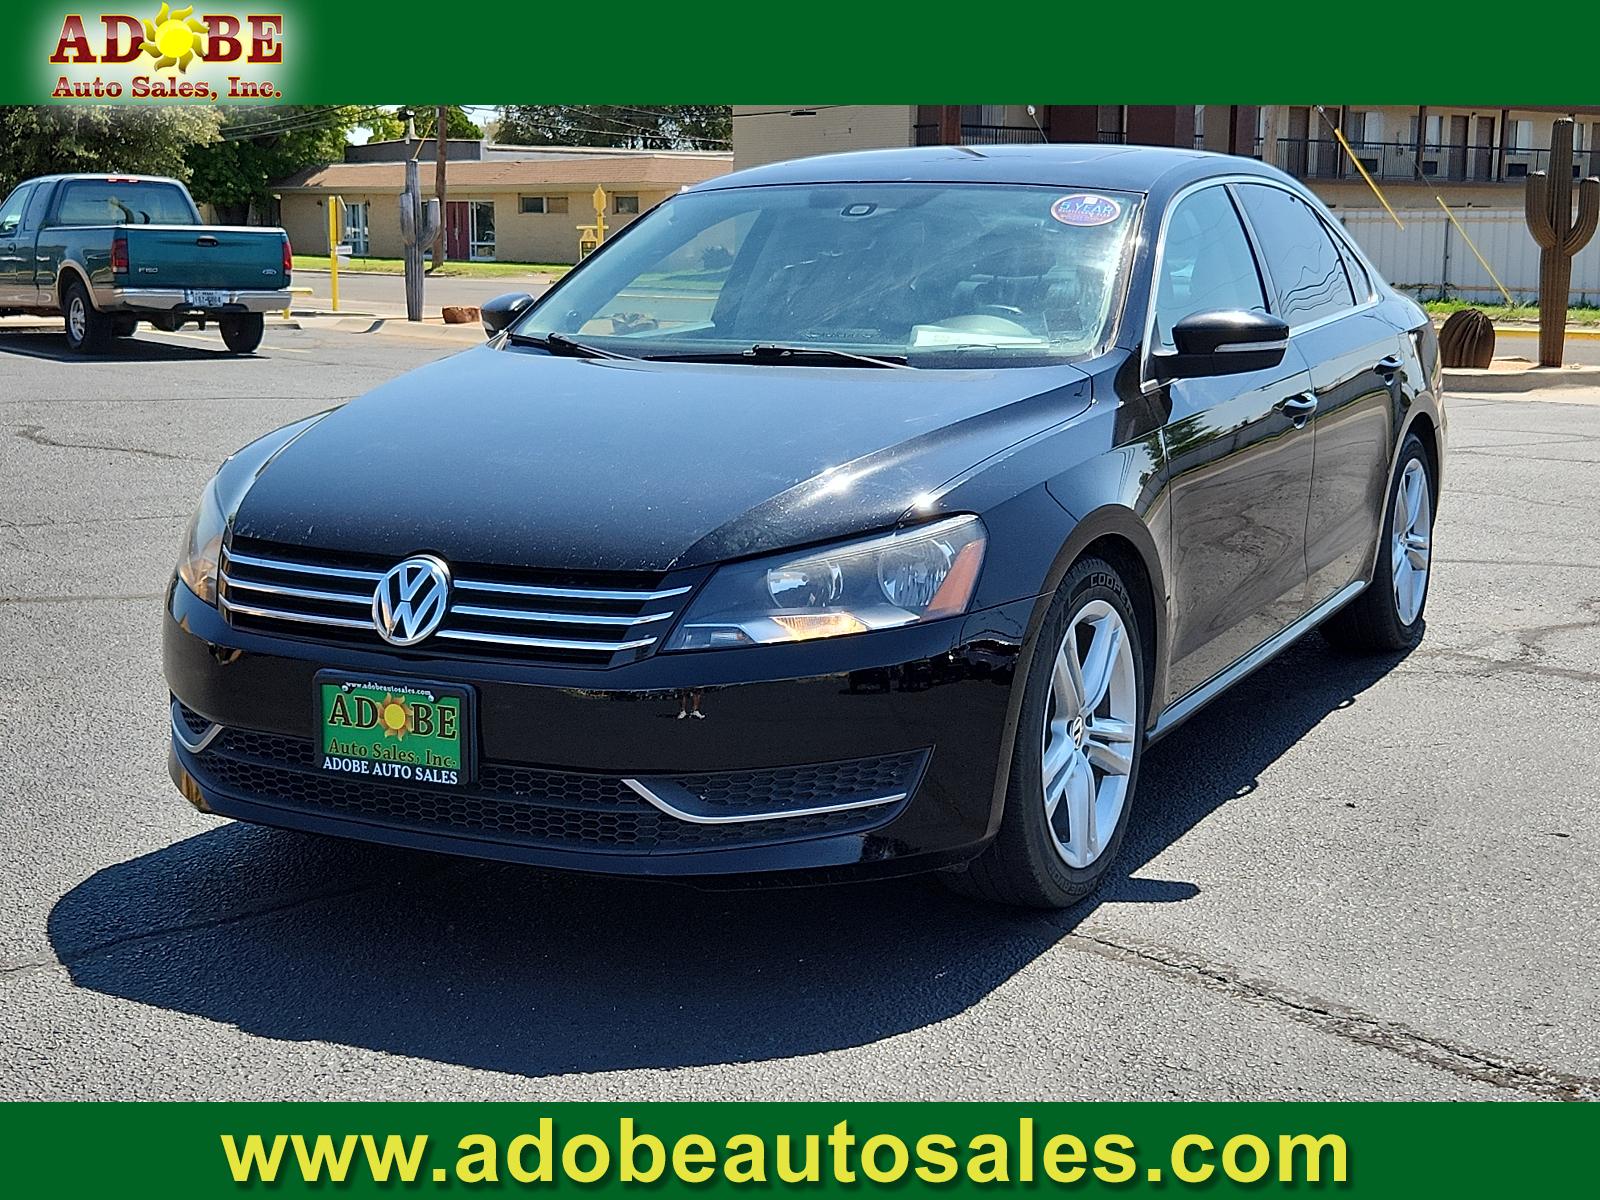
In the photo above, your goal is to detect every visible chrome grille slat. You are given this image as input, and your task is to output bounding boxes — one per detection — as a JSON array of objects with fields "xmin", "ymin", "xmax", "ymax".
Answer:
[
  {"xmin": 450, "ymin": 603, "xmax": 672, "ymax": 627},
  {"xmin": 219, "ymin": 540, "xmax": 690, "ymax": 666},
  {"xmin": 453, "ymin": 578, "xmax": 691, "ymax": 602},
  {"xmin": 220, "ymin": 572, "xmax": 370, "ymax": 606},
  {"xmin": 220, "ymin": 595, "xmax": 375, "ymax": 630},
  {"xmin": 436, "ymin": 629, "xmax": 658, "ymax": 652},
  {"xmin": 223, "ymin": 549, "xmax": 384, "ymax": 583}
]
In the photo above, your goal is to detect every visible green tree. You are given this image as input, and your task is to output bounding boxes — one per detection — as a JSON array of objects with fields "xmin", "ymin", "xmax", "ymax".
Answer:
[
  {"xmin": 186, "ymin": 105, "xmax": 366, "ymax": 224},
  {"xmin": 493, "ymin": 106, "xmax": 729, "ymax": 150},
  {"xmin": 361, "ymin": 106, "xmax": 481, "ymax": 143},
  {"xmin": 0, "ymin": 105, "xmax": 222, "ymax": 195}
]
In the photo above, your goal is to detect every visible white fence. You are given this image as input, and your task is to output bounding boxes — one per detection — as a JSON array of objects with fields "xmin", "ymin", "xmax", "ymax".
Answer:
[{"xmin": 1336, "ymin": 208, "xmax": 1600, "ymax": 306}]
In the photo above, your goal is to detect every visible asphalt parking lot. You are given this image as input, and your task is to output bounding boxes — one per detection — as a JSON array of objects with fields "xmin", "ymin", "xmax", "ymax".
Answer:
[{"xmin": 1, "ymin": 320, "xmax": 1597, "ymax": 1100}]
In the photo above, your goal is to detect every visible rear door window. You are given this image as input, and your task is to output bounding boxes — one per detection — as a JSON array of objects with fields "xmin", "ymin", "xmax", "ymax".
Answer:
[
  {"xmin": 51, "ymin": 180, "xmax": 198, "ymax": 227},
  {"xmin": 21, "ymin": 183, "xmax": 52, "ymax": 231},
  {"xmin": 1234, "ymin": 184, "xmax": 1356, "ymax": 327}
]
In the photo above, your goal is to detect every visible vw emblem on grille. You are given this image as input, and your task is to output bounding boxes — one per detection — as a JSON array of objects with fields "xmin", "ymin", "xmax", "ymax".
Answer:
[{"xmin": 372, "ymin": 555, "xmax": 451, "ymax": 646}]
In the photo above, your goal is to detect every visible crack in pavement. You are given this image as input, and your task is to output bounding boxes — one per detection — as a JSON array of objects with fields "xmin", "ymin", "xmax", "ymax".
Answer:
[
  {"xmin": 0, "ymin": 513, "xmax": 189, "ymax": 532},
  {"xmin": 0, "ymin": 396, "xmax": 355, "ymax": 407},
  {"xmin": 10, "ymin": 424, "xmax": 209, "ymax": 463},
  {"xmin": 1437, "ymin": 555, "xmax": 1600, "ymax": 571},
  {"xmin": 1063, "ymin": 926, "xmax": 1600, "ymax": 1101},
  {"xmin": 0, "ymin": 593, "xmax": 163, "ymax": 606},
  {"xmin": 0, "ymin": 872, "xmax": 441, "ymax": 983},
  {"xmin": 1404, "ymin": 647, "xmax": 1600, "ymax": 686}
]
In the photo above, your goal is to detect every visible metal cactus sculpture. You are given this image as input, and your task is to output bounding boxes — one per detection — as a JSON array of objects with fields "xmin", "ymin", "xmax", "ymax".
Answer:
[
  {"xmin": 1438, "ymin": 307, "xmax": 1495, "ymax": 369},
  {"xmin": 398, "ymin": 159, "xmax": 441, "ymax": 323},
  {"xmin": 1525, "ymin": 118, "xmax": 1599, "ymax": 367}
]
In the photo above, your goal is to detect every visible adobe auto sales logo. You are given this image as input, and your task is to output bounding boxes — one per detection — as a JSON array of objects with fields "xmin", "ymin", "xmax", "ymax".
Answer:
[{"xmin": 47, "ymin": 4, "xmax": 287, "ymax": 102}]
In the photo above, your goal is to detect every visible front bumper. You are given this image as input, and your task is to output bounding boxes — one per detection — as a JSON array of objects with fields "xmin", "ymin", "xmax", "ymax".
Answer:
[
  {"xmin": 164, "ymin": 580, "xmax": 1036, "ymax": 879},
  {"xmin": 103, "ymin": 286, "xmax": 291, "ymax": 315}
]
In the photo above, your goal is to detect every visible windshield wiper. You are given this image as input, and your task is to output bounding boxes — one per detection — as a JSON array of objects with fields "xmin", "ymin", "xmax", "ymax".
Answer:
[
  {"xmin": 643, "ymin": 343, "xmax": 910, "ymax": 369},
  {"xmin": 505, "ymin": 331, "xmax": 639, "ymax": 360},
  {"xmin": 744, "ymin": 343, "xmax": 910, "ymax": 369}
]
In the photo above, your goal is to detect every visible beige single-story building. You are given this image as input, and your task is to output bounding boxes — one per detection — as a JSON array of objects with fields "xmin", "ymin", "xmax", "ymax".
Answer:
[{"xmin": 273, "ymin": 151, "xmax": 732, "ymax": 265}]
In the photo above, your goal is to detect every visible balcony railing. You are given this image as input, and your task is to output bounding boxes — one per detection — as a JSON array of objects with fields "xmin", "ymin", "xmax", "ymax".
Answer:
[
  {"xmin": 1277, "ymin": 138, "xmax": 1600, "ymax": 184},
  {"xmin": 914, "ymin": 122, "xmax": 1046, "ymax": 146}
]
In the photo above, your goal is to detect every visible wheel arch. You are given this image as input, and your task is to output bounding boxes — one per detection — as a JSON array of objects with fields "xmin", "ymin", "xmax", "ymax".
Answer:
[
  {"xmin": 55, "ymin": 263, "xmax": 96, "ymax": 311},
  {"xmin": 1402, "ymin": 407, "xmax": 1442, "ymax": 509},
  {"xmin": 1027, "ymin": 504, "xmax": 1169, "ymax": 731}
]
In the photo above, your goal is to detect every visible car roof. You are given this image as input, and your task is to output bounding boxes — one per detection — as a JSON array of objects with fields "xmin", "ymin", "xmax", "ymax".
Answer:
[
  {"xmin": 24, "ymin": 173, "xmax": 184, "ymax": 186},
  {"xmin": 698, "ymin": 143, "xmax": 1290, "ymax": 195}
]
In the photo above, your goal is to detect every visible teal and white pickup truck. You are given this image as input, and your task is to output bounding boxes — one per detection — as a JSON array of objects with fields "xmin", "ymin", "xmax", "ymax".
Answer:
[{"xmin": 0, "ymin": 173, "xmax": 291, "ymax": 354}]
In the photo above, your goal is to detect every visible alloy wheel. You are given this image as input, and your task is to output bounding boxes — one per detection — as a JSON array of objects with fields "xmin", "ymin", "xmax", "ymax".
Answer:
[
  {"xmin": 1041, "ymin": 599, "xmax": 1137, "ymax": 868},
  {"xmin": 68, "ymin": 296, "xmax": 86, "ymax": 344},
  {"xmin": 1392, "ymin": 458, "xmax": 1432, "ymax": 625}
]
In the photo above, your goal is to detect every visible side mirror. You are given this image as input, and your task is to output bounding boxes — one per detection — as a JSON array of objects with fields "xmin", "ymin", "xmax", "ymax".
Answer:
[
  {"xmin": 481, "ymin": 292, "xmax": 534, "ymax": 337},
  {"xmin": 1152, "ymin": 310, "xmax": 1289, "ymax": 381}
]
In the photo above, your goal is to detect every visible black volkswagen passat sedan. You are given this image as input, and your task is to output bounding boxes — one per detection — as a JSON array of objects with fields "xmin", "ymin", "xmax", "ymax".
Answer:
[{"xmin": 166, "ymin": 145, "xmax": 1443, "ymax": 907}]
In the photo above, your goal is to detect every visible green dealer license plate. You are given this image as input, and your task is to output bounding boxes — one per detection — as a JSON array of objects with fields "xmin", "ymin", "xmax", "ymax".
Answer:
[{"xmin": 317, "ymin": 674, "xmax": 472, "ymax": 787}]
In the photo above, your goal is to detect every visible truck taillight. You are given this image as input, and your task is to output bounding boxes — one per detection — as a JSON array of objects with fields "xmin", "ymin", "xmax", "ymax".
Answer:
[
  {"xmin": 282, "ymin": 236, "xmax": 292, "ymax": 278},
  {"xmin": 111, "ymin": 236, "xmax": 128, "ymax": 274}
]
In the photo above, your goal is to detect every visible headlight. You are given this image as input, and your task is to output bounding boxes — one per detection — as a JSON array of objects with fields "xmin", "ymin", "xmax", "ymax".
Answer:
[
  {"xmin": 176, "ymin": 476, "xmax": 226, "ymax": 605},
  {"xmin": 664, "ymin": 515, "xmax": 986, "ymax": 651}
]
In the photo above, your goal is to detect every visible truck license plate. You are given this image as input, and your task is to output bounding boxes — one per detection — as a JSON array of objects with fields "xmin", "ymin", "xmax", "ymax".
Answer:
[{"xmin": 184, "ymin": 289, "xmax": 227, "ymax": 307}]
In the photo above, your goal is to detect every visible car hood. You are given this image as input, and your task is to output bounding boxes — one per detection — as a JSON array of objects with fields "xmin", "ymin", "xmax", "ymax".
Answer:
[{"xmin": 233, "ymin": 343, "xmax": 1091, "ymax": 572}]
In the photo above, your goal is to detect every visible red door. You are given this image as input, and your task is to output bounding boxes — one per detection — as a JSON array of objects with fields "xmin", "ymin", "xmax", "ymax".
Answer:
[{"xmin": 444, "ymin": 202, "xmax": 470, "ymax": 259}]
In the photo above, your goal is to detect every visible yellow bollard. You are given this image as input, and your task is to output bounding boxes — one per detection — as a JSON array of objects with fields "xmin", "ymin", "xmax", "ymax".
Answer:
[{"xmin": 326, "ymin": 196, "xmax": 345, "ymax": 312}]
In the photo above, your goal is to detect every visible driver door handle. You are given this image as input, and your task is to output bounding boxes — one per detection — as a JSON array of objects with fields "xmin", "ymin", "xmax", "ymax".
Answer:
[{"xmin": 1278, "ymin": 393, "xmax": 1318, "ymax": 423}]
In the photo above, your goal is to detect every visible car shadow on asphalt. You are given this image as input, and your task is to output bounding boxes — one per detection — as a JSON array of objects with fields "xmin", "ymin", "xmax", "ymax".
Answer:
[
  {"xmin": 48, "ymin": 636, "xmax": 1412, "ymax": 1079},
  {"xmin": 0, "ymin": 330, "xmax": 252, "ymax": 362}
]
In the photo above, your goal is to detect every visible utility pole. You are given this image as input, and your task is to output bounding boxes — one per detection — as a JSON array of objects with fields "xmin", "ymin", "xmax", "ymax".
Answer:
[{"xmin": 433, "ymin": 105, "xmax": 447, "ymax": 273}]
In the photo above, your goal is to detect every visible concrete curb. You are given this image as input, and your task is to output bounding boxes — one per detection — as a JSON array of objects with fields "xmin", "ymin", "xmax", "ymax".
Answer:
[
  {"xmin": 1444, "ymin": 364, "xmax": 1600, "ymax": 393},
  {"xmin": 1490, "ymin": 325, "xmax": 1600, "ymax": 342},
  {"xmin": 314, "ymin": 315, "xmax": 485, "ymax": 346}
]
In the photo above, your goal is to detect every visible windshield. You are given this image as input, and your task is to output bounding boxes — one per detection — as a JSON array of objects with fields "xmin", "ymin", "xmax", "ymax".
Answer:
[
  {"xmin": 52, "ymin": 180, "xmax": 197, "ymax": 226},
  {"xmin": 515, "ymin": 182, "xmax": 1140, "ymax": 367}
]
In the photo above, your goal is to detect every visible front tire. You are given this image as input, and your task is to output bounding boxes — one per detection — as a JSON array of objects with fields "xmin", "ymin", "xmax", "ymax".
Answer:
[
  {"xmin": 219, "ymin": 313, "xmax": 264, "ymax": 354},
  {"xmin": 1322, "ymin": 432, "xmax": 1434, "ymax": 653},
  {"xmin": 947, "ymin": 556, "xmax": 1147, "ymax": 908},
  {"xmin": 62, "ymin": 279, "xmax": 113, "ymax": 354}
]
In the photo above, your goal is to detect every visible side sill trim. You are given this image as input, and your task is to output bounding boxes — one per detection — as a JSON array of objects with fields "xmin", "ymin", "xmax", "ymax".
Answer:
[
  {"xmin": 621, "ymin": 778, "xmax": 907, "ymax": 826},
  {"xmin": 1149, "ymin": 580, "xmax": 1367, "ymax": 743},
  {"xmin": 170, "ymin": 699, "xmax": 223, "ymax": 754}
]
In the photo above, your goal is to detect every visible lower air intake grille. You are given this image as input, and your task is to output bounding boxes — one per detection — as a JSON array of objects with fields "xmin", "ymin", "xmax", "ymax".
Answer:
[{"xmin": 180, "ymin": 708, "xmax": 921, "ymax": 855}]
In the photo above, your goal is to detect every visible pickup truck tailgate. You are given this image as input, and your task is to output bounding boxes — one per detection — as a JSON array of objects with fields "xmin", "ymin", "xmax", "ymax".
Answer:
[{"xmin": 124, "ymin": 225, "xmax": 287, "ymax": 291}]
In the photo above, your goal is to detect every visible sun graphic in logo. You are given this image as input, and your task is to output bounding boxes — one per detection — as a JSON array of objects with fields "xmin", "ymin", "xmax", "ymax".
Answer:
[
  {"xmin": 377, "ymin": 694, "xmax": 413, "ymax": 741},
  {"xmin": 140, "ymin": 4, "xmax": 209, "ymax": 72}
]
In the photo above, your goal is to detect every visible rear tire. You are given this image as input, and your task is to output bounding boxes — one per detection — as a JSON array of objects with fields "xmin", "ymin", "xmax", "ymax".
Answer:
[
  {"xmin": 62, "ymin": 279, "xmax": 113, "ymax": 354},
  {"xmin": 113, "ymin": 315, "xmax": 138, "ymax": 338},
  {"xmin": 220, "ymin": 313, "xmax": 264, "ymax": 354},
  {"xmin": 944, "ymin": 556, "xmax": 1147, "ymax": 909},
  {"xmin": 1322, "ymin": 432, "xmax": 1434, "ymax": 653}
]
